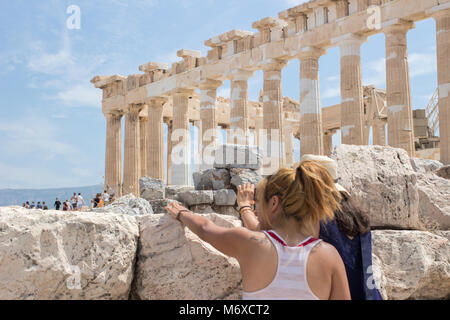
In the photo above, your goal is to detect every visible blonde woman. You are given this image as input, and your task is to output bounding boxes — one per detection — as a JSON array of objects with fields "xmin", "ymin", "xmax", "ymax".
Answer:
[{"xmin": 166, "ymin": 161, "xmax": 351, "ymax": 300}]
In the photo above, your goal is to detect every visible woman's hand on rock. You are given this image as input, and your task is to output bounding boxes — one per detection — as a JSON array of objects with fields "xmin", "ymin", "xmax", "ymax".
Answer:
[
  {"xmin": 237, "ymin": 182, "xmax": 255, "ymax": 209},
  {"xmin": 165, "ymin": 201, "xmax": 189, "ymax": 220}
]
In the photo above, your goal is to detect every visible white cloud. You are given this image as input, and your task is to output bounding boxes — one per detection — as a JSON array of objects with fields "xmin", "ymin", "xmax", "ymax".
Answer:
[
  {"xmin": 52, "ymin": 84, "xmax": 102, "ymax": 108},
  {"xmin": 323, "ymin": 87, "xmax": 340, "ymax": 99},
  {"xmin": 409, "ymin": 52, "xmax": 436, "ymax": 77}
]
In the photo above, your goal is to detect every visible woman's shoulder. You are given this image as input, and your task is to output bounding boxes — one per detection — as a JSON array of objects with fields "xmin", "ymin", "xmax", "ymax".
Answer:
[{"xmin": 310, "ymin": 240, "xmax": 343, "ymax": 268}]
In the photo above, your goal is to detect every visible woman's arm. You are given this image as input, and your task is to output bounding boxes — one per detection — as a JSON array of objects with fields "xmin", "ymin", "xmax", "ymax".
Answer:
[
  {"xmin": 165, "ymin": 202, "xmax": 258, "ymax": 261},
  {"xmin": 329, "ymin": 247, "xmax": 352, "ymax": 300}
]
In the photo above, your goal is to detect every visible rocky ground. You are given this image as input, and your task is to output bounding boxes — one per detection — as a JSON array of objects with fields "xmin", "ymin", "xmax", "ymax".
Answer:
[{"xmin": 0, "ymin": 144, "xmax": 448, "ymax": 300}]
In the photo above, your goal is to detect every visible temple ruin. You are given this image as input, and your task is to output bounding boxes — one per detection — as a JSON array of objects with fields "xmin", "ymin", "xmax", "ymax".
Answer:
[{"xmin": 91, "ymin": 0, "xmax": 450, "ymax": 197}]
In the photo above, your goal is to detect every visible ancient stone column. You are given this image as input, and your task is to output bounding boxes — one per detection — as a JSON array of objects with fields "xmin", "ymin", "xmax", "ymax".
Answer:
[
  {"xmin": 298, "ymin": 47, "xmax": 325, "ymax": 156},
  {"xmin": 147, "ymin": 97, "xmax": 167, "ymax": 181},
  {"xmin": 262, "ymin": 61, "xmax": 286, "ymax": 172},
  {"xmin": 199, "ymin": 79, "xmax": 222, "ymax": 169},
  {"xmin": 372, "ymin": 119, "xmax": 387, "ymax": 146},
  {"xmin": 104, "ymin": 112, "xmax": 123, "ymax": 197},
  {"xmin": 123, "ymin": 104, "xmax": 143, "ymax": 196},
  {"xmin": 171, "ymin": 90, "xmax": 194, "ymax": 185},
  {"xmin": 228, "ymin": 69, "xmax": 254, "ymax": 145},
  {"xmin": 139, "ymin": 116, "xmax": 148, "ymax": 178},
  {"xmin": 323, "ymin": 130, "xmax": 335, "ymax": 157},
  {"xmin": 284, "ymin": 120, "xmax": 295, "ymax": 168},
  {"xmin": 338, "ymin": 34, "xmax": 367, "ymax": 145},
  {"xmin": 385, "ymin": 21, "xmax": 415, "ymax": 157},
  {"xmin": 193, "ymin": 120, "xmax": 202, "ymax": 172},
  {"xmin": 166, "ymin": 119, "xmax": 173, "ymax": 185},
  {"xmin": 434, "ymin": 8, "xmax": 450, "ymax": 164}
]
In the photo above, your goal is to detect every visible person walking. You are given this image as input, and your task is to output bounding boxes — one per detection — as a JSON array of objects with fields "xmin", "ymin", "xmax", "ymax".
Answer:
[
  {"xmin": 54, "ymin": 198, "xmax": 62, "ymax": 211},
  {"xmin": 166, "ymin": 162, "xmax": 351, "ymax": 300}
]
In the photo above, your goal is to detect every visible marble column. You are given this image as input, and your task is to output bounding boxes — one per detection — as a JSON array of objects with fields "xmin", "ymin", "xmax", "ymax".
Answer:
[
  {"xmin": 262, "ymin": 61, "xmax": 286, "ymax": 172},
  {"xmin": 104, "ymin": 112, "xmax": 123, "ymax": 197},
  {"xmin": 433, "ymin": 8, "xmax": 450, "ymax": 164},
  {"xmin": 338, "ymin": 34, "xmax": 367, "ymax": 145},
  {"xmin": 228, "ymin": 69, "xmax": 254, "ymax": 145},
  {"xmin": 385, "ymin": 20, "xmax": 415, "ymax": 157},
  {"xmin": 199, "ymin": 79, "xmax": 222, "ymax": 169},
  {"xmin": 298, "ymin": 47, "xmax": 325, "ymax": 156},
  {"xmin": 171, "ymin": 90, "xmax": 194, "ymax": 185},
  {"xmin": 139, "ymin": 116, "xmax": 148, "ymax": 178},
  {"xmin": 147, "ymin": 97, "xmax": 167, "ymax": 181},
  {"xmin": 123, "ymin": 104, "xmax": 143, "ymax": 196},
  {"xmin": 323, "ymin": 130, "xmax": 336, "ymax": 157},
  {"xmin": 284, "ymin": 120, "xmax": 295, "ymax": 168},
  {"xmin": 166, "ymin": 119, "xmax": 173, "ymax": 185},
  {"xmin": 372, "ymin": 119, "xmax": 387, "ymax": 146}
]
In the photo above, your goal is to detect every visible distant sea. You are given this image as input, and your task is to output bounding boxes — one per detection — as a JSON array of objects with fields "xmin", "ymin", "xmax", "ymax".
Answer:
[{"xmin": 0, "ymin": 184, "xmax": 103, "ymax": 208}]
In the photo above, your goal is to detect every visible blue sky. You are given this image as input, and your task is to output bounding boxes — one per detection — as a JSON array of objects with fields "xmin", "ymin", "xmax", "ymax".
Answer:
[{"xmin": 0, "ymin": 0, "xmax": 439, "ymax": 189}]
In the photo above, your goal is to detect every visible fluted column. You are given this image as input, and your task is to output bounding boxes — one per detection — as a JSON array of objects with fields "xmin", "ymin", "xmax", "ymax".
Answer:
[
  {"xmin": 104, "ymin": 112, "xmax": 123, "ymax": 197},
  {"xmin": 434, "ymin": 8, "xmax": 450, "ymax": 164},
  {"xmin": 323, "ymin": 130, "xmax": 336, "ymax": 157},
  {"xmin": 385, "ymin": 21, "xmax": 415, "ymax": 157},
  {"xmin": 147, "ymin": 97, "xmax": 167, "ymax": 181},
  {"xmin": 228, "ymin": 69, "xmax": 254, "ymax": 145},
  {"xmin": 171, "ymin": 90, "xmax": 194, "ymax": 185},
  {"xmin": 139, "ymin": 116, "xmax": 148, "ymax": 178},
  {"xmin": 123, "ymin": 104, "xmax": 143, "ymax": 196},
  {"xmin": 199, "ymin": 79, "xmax": 222, "ymax": 169},
  {"xmin": 338, "ymin": 34, "xmax": 367, "ymax": 145},
  {"xmin": 284, "ymin": 120, "xmax": 295, "ymax": 168},
  {"xmin": 372, "ymin": 119, "xmax": 387, "ymax": 146},
  {"xmin": 166, "ymin": 119, "xmax": 173, "ymax": 185},
  {"xmin": 298, "ymin": 47, "xmax": 326, "ymax": 156},
  {"xmin": 262, "ymin": 61, "xmax": 286, "ymax": 173}
]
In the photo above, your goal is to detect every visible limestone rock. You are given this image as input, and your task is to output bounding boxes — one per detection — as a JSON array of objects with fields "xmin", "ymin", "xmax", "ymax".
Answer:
[
  {"xmin": 410, "ymin": 158, "xmax": 443, "ymax": 174},
  {"xmin": 230, "ymin": 168, "xmax": 263, "ymax": 189},
  {"xmin": 435, "ymin": 165, "xmax": 450, "ymax": 180},
  {"xmin": 94, "ymin": 194, "xmax": 153, "ymax": 216},
  {"xmin": 214, "ymin": 189, "xmax": 237, "ymax": 206},
  {"xmin": 372, "ymin": 230, "xmax": 450, "ymax": 300},
  {"xmin": 332, "ymin": 145, "xmax": 421, "ymax": 229},
  {"xmin": 214, "ymin": 144, "xmax": 262, "ymax": 170},
  {"xmin": 0, "ymin": 207, "xmax": 139, "ymax": 300},
  {"xmin": 178, "ymin": 190, "xmax": 214, "ymax": 206},
  {"xmin": 149, "ymin": 199, "xmax": 181, "ymax": 214},
  {"xmin": 165, "ymin": 185, "xmax": 195, "ymax": 201},
  {"xmin": 131, "ymin": 213, "xmax": 243, "ymax": 300},
  {"xmin": 193, "ymin": 169, "xmax": 231, "ymax": 190},
  {"xmin": 416, "ymin": 173, "xmax": 450, "ymax": 230},
  {"xmin": 139, "ymin": 177, "xmax": 164, "ymax": 201},
  {"xmin": 190, "ymin": 204, "xmax": 216, "ymax": 214},
  {"xmin": 212, "ymin": 205, "xmax": 240, "ymax": 218}
]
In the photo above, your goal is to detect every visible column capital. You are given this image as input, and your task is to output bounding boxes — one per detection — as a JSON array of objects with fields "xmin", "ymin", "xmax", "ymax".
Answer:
[
  {"xmin": 383, "ymin": 19, "xmax": 415, "ymax": 34},
  {"xmin": 199, "ymin": 79, "xmax": 222, "ymax": 90},
  {"xmin": 104, "ymin": 111, "xmax": 123, "ymax": 119},
  {"xmin": 297, "ymin": 46, "xmax": 326, "ymax": 60},
  {"xmin": 260, "ymin": 59, "xmax": 288, "ymax": 72},
  {"xmin": 126, "ymin": 103, "xmax": 144, "ymax": 115},
  {"xmin": 146, "ymin": 96, "xmax": 169, "ymax": 108},
  {"xmin": 332, "ymin": 33, "xmax": 367, "ymax": 47},
  {"xmin": 228, "ymin": 69, "xmax": 254, "ymax": 81},
  {"xmin": 172, "ymin": 88, "xmax": 196, "ymax": 96}
]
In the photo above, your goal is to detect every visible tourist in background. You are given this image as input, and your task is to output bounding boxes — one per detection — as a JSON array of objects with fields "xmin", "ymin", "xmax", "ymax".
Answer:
[
  {"xmin": 30, "ymin": 202, "xmax": 35, "ymax": 209},
  {"xmin": 62, "ymin": 200, "xmax": 69, "ymax": 211},
  {"xmin": 77, "ymin": 193, "xmax": 85, "ymax": 211},
  {"xmin": 166, "ymin": 162, "xmax": 351, "ymax": 300},
  {"xmin": 109, "ymin": 194, "xmax": 116, "ymax": 204},
  {"xmin": 71, "ymin": 193, "xmax": 78, "ymax": 211},
  {"xmin": 299, "ymin": 155, "xmax": 383, "ymax": 300},
  {"xmin": 42, "ymin": 202, "xmax": 48, "ymax": 210},
  {"xmin": 102, "ymin": 190, "xmax": 110, "ymax": 206},
  {"xmin": 25, "ymin": 201, "xmax": 30, "ymax": 209},
  {"xmin": 54, "ymin": 198, "xmax": 62, "ymax": 211},
  {"xmin": 36, "ymin": 202, "xmax": 43, "ymax": 209},
  {"xmin": 93, "ymin": 194, "xmax": 101, "ymax": 208}
]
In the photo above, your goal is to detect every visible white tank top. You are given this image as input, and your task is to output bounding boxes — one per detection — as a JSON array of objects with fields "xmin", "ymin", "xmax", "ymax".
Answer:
[{"xmin": 242, "ymin": 230, "xmax": 322, "ymax": 300}]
